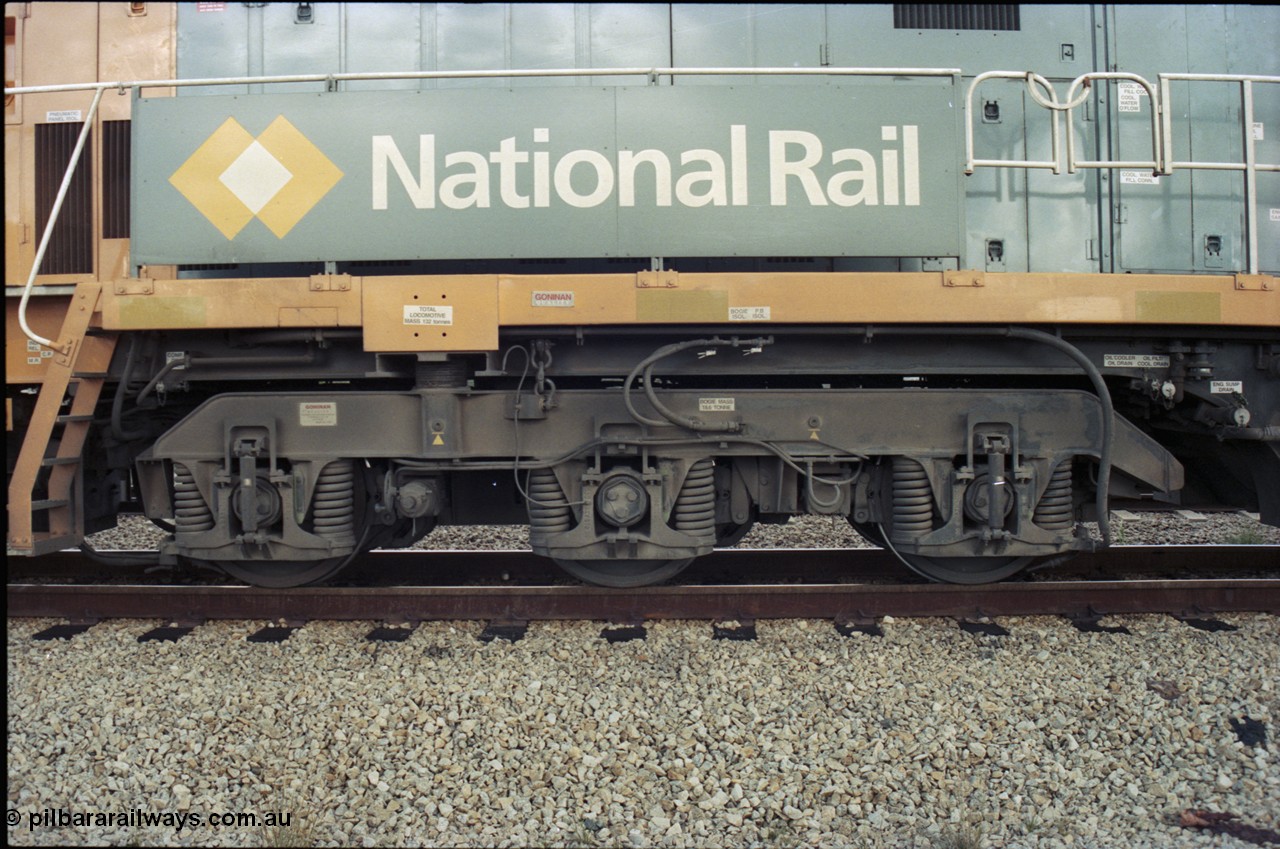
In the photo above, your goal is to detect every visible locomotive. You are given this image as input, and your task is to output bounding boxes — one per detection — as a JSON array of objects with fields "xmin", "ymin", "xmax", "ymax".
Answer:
[{"xmin": 6, "ymin": 3, "xmax": 1278, "ymax": 587}]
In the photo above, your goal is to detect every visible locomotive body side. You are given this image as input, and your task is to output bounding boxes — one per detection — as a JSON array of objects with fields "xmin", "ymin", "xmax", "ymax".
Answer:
[{"xmin": 6, "ymin": 3, "xmax": 1278, "ymax": 586}]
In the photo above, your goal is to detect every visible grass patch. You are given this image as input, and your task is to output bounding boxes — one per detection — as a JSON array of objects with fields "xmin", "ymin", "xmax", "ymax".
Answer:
[
  {"xmin": 1224, "ymin": 527, "xmax": 1266, "ymax": 545},
  {"xmin": 934, "ymin": 824, "xmax": 983, "ymax": 849},
  {"xmin": 260, "ymin": 811, "xmax": 316, "ymax": 848}
]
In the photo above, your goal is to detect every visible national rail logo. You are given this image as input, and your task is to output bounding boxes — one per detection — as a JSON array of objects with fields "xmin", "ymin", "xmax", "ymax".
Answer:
[{"xmin": 169, "ymin": 116, "xmax": 343, "ymax": 239}]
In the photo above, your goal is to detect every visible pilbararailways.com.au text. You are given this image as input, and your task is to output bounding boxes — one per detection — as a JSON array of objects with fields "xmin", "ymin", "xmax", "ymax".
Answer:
[{"xmin": 13, "ymin": 807, "xmax": 294, "ymax": 833}]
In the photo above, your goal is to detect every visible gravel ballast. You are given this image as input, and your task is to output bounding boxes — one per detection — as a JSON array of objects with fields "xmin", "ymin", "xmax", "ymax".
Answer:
[{"xmin": 8, "ymin": 612, "xmax": 1278, "ymax": 848}]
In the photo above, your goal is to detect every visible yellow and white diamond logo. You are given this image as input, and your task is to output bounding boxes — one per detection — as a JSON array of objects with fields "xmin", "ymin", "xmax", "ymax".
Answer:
[{"xmin": 169, "ymin": 116, "xmax": 343, "ymax": 239}]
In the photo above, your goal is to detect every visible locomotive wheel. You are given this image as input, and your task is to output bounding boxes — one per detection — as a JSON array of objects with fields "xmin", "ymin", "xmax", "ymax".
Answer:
[
  {"xmin": 884, "ymin": 545, "xmax": 1034, "ymax": 584},
  {"xmin": 213, "ymin": 556, "xmax": 352, "ymax": 588},
  {"xmin": 553, "ymin": 557, "xmax": 694, "ymax": 588}
]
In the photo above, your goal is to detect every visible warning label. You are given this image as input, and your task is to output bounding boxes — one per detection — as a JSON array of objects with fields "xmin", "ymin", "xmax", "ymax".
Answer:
[
  {"xmin": 1120, "ymin": 171, "xmax": 1160, "ymax": 185},
  {"xmin": 403, "ymin": 305, "xmax": 454, "ymax": 326},
  {"xmin": 299, "ymin": 401, "xmax": 337, "ymax": 427},
  {"xmin": 531, "ymin": 291, "xmax": 575, "ymax": 308},
  {"xmin": 699, "ymin": 397, "xmax": 736, "ymax": 412},
  {"xmin": 729, "ymin": 306, "xmax": 771, "ymax": 321},
  {"xmin": 1104, "ymin": 354, "xmax": 1171, "ymax": 368},
  {"xmin": 1118, "ymin": 82, "xmax": 1148, "ymax": 113}
]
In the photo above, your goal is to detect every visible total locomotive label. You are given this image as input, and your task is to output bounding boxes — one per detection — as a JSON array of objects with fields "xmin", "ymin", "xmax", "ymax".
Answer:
[{"xmin": 403, "ymin": 305, "xmax": 454, "ymax": 326}]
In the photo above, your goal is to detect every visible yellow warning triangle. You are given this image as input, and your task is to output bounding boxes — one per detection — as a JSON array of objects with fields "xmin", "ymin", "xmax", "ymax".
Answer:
[
  {"xmin": 809, "ymin": 430, "xmax": 820, "ymax": 440},
  {"xmin": 432, "ymin": 434, "xmax": 444, "ymax": 446}
]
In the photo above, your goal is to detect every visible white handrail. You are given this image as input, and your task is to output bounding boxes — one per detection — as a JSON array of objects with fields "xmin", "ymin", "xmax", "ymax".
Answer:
[
  {"xmin": 1064, "ymin": 73, "xmax": 1162, "ymax": 174},
  {"xmin": 1158, "ymin": 73, "xmax": 1280, "ymax": 276},
  {"xmin": 964, "ymin": 71, "xmax": 1064, "ymax": 175},
  {"xmin": 5, "ymin": 65, "xmax": 963, "ymax": 96},
  {"xmin": 17, "ymin": 86, "xmax": 104, "ymax": 350},
  {"xmin": 966, "ymin": 70, "xmax": 1278, "ymax": 275}
]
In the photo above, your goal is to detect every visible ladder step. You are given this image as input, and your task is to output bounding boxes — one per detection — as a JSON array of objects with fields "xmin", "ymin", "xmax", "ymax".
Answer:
[
  {"xmin": 40, "ymin": 457, "xmax": 81, "ymax": 467},
  {"xmin": 31, "ymin": 499, "xmax": 71, "ymax": 511},
  {"xmin": 29, "ymin": 535, "xmax": 82, "ymax": 556},
  {"xmin": 56, "ymin": 414, "xmax": 96, "ymax": 424}
]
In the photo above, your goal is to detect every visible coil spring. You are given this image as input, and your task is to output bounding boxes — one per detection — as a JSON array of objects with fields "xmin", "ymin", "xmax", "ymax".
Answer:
[
  {"xmin": 673, "ymin": 459, "xmax": 716, "ymax": 541},
  {"xmin": 173, "ymin": 463, "xmax": 214, "ymax": 534},
  {"xmin": 527, "ymin": 468, "xmax": 572, "ymax": 537},
  {"xmin": 312, "ymin": 460, "xmax": 356, "ymax": 542},
  {"xmin": 1034, "ymin": 460, "xmax": 1075, "ymax": 531},
  {"xmin": 891, "ymin": 457, "xmax": 934, "ymax": 541}
]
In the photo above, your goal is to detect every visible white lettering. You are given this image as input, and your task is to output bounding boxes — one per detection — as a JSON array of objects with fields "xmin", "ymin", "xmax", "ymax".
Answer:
[
  {"xmin": 554, "ymin": 150, "xmax": 614, "ymax": 208},
  {"xmin": 827, "ymin": 149, "xmax": 878, "ymax": 207},
  {"xmin": 675, "ymin": 149, "xmax": 727, "ymax": 207},
  {"xmin": 903, "ymin": 125, "xmax": 920, "ymax": 206},
  {"xmin": 533, "ymin": 150, "xmax": 551, "ymax": 208},
  {"xmin": 372, "ymin": 135, "xmax": 435, "ymax": 209},
  {"xmin": 769, "ymin": 131, "xmax": 827, "ymax": 206},
  {"xmin": 730, "ymin": 124, "xmax": 748, "ymax": 206},
  {"xmin": 619, "ymin": 150, "xmax": 672, "ymax": 207},
  {"xmin": 368, "ymin": 125, "xmax": 923, "ymax": 211},
  {"xmin": 881, "ymin": 126, "xmax": 899, "ymax": 206},
  {"xmin": 440, "ymin": 151, "xmax": 490, "ymax": 209},
  {"xmin": 489, "ymin": 137, "xmax": 530, "ymax": 209}
]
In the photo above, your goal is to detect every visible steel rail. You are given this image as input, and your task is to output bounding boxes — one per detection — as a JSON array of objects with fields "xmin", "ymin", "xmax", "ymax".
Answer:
[
  {"xmin": 8, "ymin": 579, "xmax": 1278, "ymax": 623},
  {"xmin": 14, "ymin": 545, "xmax": 1279, "ymax": 584}
]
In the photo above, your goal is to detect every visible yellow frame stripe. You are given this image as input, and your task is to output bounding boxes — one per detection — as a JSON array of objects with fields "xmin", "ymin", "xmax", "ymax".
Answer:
[{"xmin": 89, "ymin": 272, "xmax": 1278, "ymax": 353}]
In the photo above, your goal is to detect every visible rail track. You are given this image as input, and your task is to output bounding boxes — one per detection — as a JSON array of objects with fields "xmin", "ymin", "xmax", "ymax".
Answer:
[{"xmin": 8, "ymin": 546, "xmax": 1279, "ymax": 626}]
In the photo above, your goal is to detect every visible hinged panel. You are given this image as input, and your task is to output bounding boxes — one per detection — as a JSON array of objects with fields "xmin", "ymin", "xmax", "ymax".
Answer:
[
  {"xmin": 943, "ymin": 270, "xmax": 985, "ymax": 288},
  {"xmin": 636, "ymin": 270, "xmax": 679, "ymax": 289},
  {"xmin": 1234, "ymin": 274, "xmax": 1276, "ymax": 291}
]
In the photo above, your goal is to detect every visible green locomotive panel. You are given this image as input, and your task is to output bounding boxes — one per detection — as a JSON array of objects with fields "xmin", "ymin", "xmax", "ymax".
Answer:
[{"xmin": 131, "ymin": 84, "xmax": 963, "ymax": 265}]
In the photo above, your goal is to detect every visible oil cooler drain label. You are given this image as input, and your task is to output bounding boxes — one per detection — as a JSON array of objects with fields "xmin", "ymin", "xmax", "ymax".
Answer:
[
  {"xmin": 299, "ymin": 402, "xmax": 337, "ymax": 427},
  {"xmin": 1104, "ymin": 354, "xmax": 1171, "ymax": 368},
  {"xmin": 403, "ymin": 305, "xmax": 454, "ymax": 326},
  {"xmin": 699, "ymin": 398, "xmax": 736, "ymax": 412}
]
